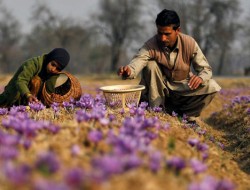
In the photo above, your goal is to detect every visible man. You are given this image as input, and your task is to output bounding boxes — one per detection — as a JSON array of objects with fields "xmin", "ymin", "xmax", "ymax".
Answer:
[
  {"xmin": 117, "ymin": 9, "xmax": 221, "ymax": 123},
  {"xmin": 0, "ymin": 48, "xmax": 70, "ymax": 107}
]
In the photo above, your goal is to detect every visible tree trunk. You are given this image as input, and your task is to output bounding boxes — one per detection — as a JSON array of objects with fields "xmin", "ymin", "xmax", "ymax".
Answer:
[
  {"xmin": 110, "ymin": 45, "xmax": 121, "ymax": 72},
  {"xmin": 217, "ymin": 49, "xmax": 226, "ymax": 75}
]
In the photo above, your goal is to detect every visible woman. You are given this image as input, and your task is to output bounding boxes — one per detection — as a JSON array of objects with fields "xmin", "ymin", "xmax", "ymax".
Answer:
[{"xmin": 0, "ymin": 48, "xmax": 70, "ymax": 107}]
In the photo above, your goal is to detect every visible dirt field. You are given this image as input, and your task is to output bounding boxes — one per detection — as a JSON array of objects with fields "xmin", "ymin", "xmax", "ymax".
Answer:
[{"xmin": 0, "ymin": 74, "xmax": 249, "ymax": 190}]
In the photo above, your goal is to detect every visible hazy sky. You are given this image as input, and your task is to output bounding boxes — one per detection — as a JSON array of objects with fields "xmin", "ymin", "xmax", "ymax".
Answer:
[
  {"xmin": 1, "ymin": 0, "xmax": 250, "ymax": 34},
  {"xmin": 1, "ymin": 0, "xmax": 100, "ymax": 33}
]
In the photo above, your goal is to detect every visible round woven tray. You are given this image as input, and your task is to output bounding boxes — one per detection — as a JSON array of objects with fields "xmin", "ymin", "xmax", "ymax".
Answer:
[
  {"xmin": 41, "ymin": 72, "xmax": 82, "ymax": 106},
  {"xmin": 99, "ymin": 85, "xmax": 145, "ymax": 109}
]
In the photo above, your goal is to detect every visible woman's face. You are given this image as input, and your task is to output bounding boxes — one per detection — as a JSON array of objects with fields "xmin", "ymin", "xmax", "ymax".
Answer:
[{"xmin": 46, "ymin": 61, "xmax": 61, "ymax": 74}]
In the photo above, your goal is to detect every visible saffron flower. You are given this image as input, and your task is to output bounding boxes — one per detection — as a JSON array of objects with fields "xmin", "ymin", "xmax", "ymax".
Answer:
[
  {"xmin": 139, "ymin": 101, "xmax": 148, "ymax": 109},
  {"xmin": 4, "ymin": 162, "xmax": 31, "ymax": 185},
  {"xmin": 28, "ymin": 102, "xmax": 45, "ymax": 112},
  {"xmin": 0, "ymin": 108, "xmax": 8, "ymax": 115},
  {"xmin": 71, "ymin": 144, "xmax": 81, "ymax": 157},
  {"xmin": 188, "ymin": 175, "xmax": 235, "ymax": 190},
  {"xmin": 123, "ymin": 154, "xmax": 142, "ymax": 170},
  {"xmin": 166, "ymin": 156, "xmax": 186, "ymax": 173},
  {"xmin": 51, "ymin": 102, "xmax": 60, "ymax": 113},
  {"xmin": 149, "ymin": 151, "xmax": 162, "ymax": 173},
  {"xmin": 75, "ymin": 94, "xmax": 95, "ymax": 109},
  {"xmin": 33, "ymin": 179, "xmax": 69, "ymax": 190},
  {"xmin": 196, "ymin": 143, "xmax": 209, "ymax": 152},
  {"xmin": 172, "ymin": 111, "xmax": 178, "ymax": 117},
  {"xmin": 35, "ymin": 151, "xmax": 60, "ymax": 174},
  {"xmin": 62, "ymin": 101, "xmax": 74, "ymax": 110},
  {"xmin": 64, "ymin": 168, "xmax": 85, "ymax": 188},
  {"xmin": 188, "ymin": 138, "xmax": 200, "ymax": 147},
  {"xmin": 190, "ymin": 158, "xmax": 207, "ymax": 174},
  {"xmin": 91, "ymin": 155, "xmax": 124, "ymax": 179},
  {"xmin": 152, "ymin": 106, "xmax": 162, "ymax": 112},
  {"xmin": 0, "ymin": 146, "xmax": 19, "ymax": 160},
  {"xmin": 88, "ymin": 130, "xmax": 103, "ymax": 143}
]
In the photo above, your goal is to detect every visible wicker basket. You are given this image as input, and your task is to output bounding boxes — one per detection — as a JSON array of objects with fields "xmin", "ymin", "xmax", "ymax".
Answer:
[
  {"xmin": 41, "ymin": 72, "xmax": 82, "ymax": 106},
  {"xmin": 99, "ymin": 85, "xmax": 145, "ymax": 109}
]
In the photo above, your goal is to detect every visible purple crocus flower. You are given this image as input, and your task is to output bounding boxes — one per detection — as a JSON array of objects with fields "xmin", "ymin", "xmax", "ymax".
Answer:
[
  {"xmin": 0, "ymin": 132, "xmax": 20, "ymax": 146},
  {"xmin": 152, "ymin": 106, "xmax": 163, "ymax": 112},
  {"xmin": 95, "ymin": 93, "xmax": 106, "ymax": 104},
  {"xmin": 75, "ymin": 94, "xmax": 94, "ymax": 109},
  {"xmin": 162, "ymin": 123, "xmax": 171, "ymax": 131},
  {"xmin": 99, "ymin": 118, "xmax": 110, "ymax": 125},
  {"xmin": 35, "ymin": 152, "xmax": 60, "ymax": 174},
  {"xmin": 149, "ymin": 151, "xmax": 162, "ymax": 173},
  {"xmin": 139, "ymin": 101, "xmax": 148, "ymax": 109},
  {"xmin": 88, "ymin": 130, "xmax": 103, "ymax": 143},
  {"xmin": 0, "ymin": 108, "xmax": 8, "ymax": 115},
  {"xmin": 75, "ymin": 110, "xmax": 90, "ymax": 123},
  {"xmin": 188, "ymin": 175, "xmax": 235, "ymax": 190},
  {"xmin": 120, "ymin": 108, "xmax": 125, "ymax": 115},
  {"xmin": 190, "ymin": 158, "xmax": 207, "ymax": 174},
  {"xmin": 29, "ymin": 102, "xmax": 45, "ymax": 112},
  {"xmin": 216, "ymin": 142, "xmax": 225, "ymax": 150},
  {"xmin": 71, "ymin": 144, "xmax": 81, "ymax": 157},
  {"xmin": 172, "ymin": 111, "xmax": 178, "ymax": 117},
  {"xmin": 166, "ymin": 156, "xmax": 186, "ymax": 173},
  {"xmin": 134, "ymin": 107, "xmax": 146, "ymax": 117},
  {"xmin": 9, "ymin": 105, "xmax": 27, "ymax": 115},
  {"xmin": 209, "ymin": 135, "xmax": 216, "ymax": 142},
  {"xmin": 123, "ymin": 154, "xmax": 142, "ymax": 171},
  {"xmin": 91, "ymin": 155, "xmax": 124, "ymax": 178},
  {"xmin": 0, "ymin": 146, "xmax": 19, "ymax": 160},
  {"xmin": 129, "ymin": 107, "xmax": 136, "ymax": 116},
  {"xmin": 20, "ymin": 138, "xmax": 32, "ymax": 149},
  {"xmin": 197, "ymin": 129, "xmax": 206, "ymax": 135},
  {"xmin": 64, "ymin": 168, "xmax": 85, "ymax": 188},
  {"xmin": 4, "ymin": 162, "xmax": 32, "ymax": 185},
  {"xmin": 197, "ymin": 143, "xmax": 209, "ymax": 152},
  {"xmin": 62, "ymin": 101, "xmax": 74, "ymax": 110},
  {"xmin": 202, "ymin": 152, "xmax": 209, "ymax": 161},
  {"xmin": 51, "ymin": 102, "xmax": 60, "ymax": 113},
  {"xmin": 34, "ymin": 179, "xmax": 69, "ymax": 190},
  {"xmin": 108, "ymin": 114, "xmax": 116, "ymax": 122},
  {"xmin": 217, "ymin": 179, "xmax": 235, "ymax": 190},
  {"xmin": 188, "ymin": 138, "xmax": 200, "ymax": 147}
]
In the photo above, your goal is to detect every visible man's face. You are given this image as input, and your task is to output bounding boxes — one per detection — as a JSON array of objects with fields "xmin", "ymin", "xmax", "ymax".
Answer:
[
  {"xmin": 46, "ymin": 61, "xmax": 61, "ymax": 74},
  {"xmin": 157, "ymin": 25, "xmax": 180, "ymax": 48}
]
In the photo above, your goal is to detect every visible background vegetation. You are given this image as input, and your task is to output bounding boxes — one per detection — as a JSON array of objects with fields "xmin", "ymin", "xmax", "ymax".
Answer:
[{"xmin": 0, "ymin": 0, "xmax": 250, "ymax": 75}]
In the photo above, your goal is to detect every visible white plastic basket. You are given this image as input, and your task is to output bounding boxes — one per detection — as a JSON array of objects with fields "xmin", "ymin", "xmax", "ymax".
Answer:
[{"xmin": 99, "ymin": 85, "xmax": 145, "ymax": 109}]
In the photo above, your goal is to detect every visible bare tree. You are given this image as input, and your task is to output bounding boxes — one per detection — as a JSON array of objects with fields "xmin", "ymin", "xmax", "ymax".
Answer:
[
  {"xmin": 0, "ymin": 4, "xmax": 21, "ymax": 73},
  {"xmin": 22, "ymin": 3, "xmax": 94, "ymax": 74},
  {"xmin": 205, "ymin": 0, "xmax": 241, "ymax": 75},
  {"xmin": 97, "ymin": 0, "xmax": 143, "ymax": 72}
]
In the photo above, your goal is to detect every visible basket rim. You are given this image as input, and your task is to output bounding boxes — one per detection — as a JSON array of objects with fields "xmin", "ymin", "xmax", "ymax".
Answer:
[{"xmin": 99, "ymin": 84, "xmax": 145, "ymax": 93}]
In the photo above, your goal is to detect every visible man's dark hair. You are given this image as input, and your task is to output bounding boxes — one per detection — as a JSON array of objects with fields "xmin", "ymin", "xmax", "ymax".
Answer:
[{"xmin": 155, "ymin": 9, "xmax": 180, "ymax": 30}]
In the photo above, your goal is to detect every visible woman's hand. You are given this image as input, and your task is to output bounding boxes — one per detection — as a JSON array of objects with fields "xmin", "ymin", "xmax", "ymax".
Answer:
[{"xmin": 26, "ymin": 93, "xmax": 39, "ymax": 103}]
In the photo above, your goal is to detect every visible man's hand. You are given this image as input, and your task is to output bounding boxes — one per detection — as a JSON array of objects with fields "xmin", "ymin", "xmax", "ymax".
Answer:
[
  {"xmin": 117, "ymin": 66, "xmax": 131, "ymax": 79},
  {"xmin": 188, "ymin": 74, "xmax": 203, "ymax": 90}
]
